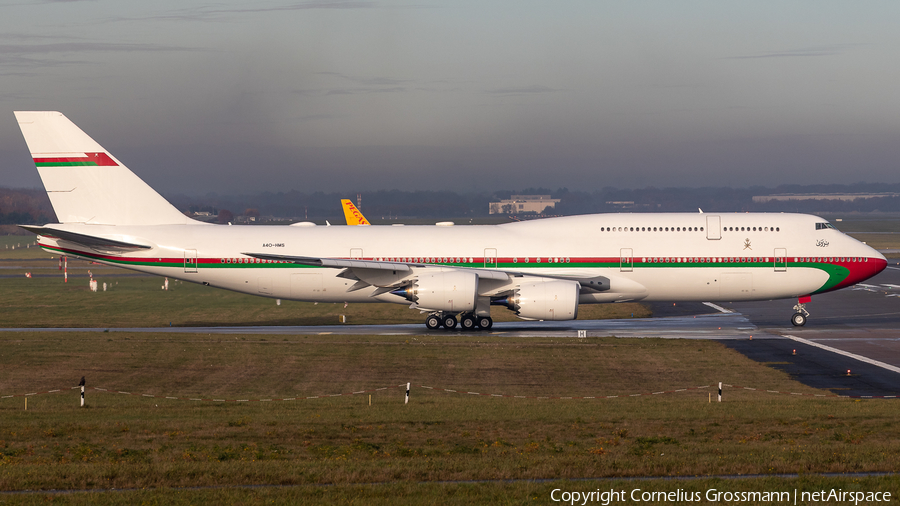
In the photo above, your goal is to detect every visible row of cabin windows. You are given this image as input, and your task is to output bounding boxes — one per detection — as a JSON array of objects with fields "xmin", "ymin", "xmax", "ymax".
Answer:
[
  {"xmin": 795, "ymin": 257, "xmax": 867, "ymax": 263},
  {"xmin": 725, "ymin": 226, "xmax": 780, "ymax": 232},
  {"xmin": 603, "ymin": 226, "xmax": 704, "ymax": 232},
  {"xmin": 221, "ymin": 258, "xmax": 288, "ymax": 264},
  {"xmin": 643, "ymin": 257, "xmax": 868, "ymax": 264},
  {"xmin": 219, "ymin": 255, "xmax": 866, "ymax": 265},
  {"xmin": 602, "ymin": 226, "xmax": 782, "ymax": 233}
]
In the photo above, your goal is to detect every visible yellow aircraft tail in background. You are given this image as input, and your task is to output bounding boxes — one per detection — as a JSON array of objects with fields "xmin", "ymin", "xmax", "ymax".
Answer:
[{"xmin": 341, "ymin": 199, "xmax": 370, "ymax": 225}]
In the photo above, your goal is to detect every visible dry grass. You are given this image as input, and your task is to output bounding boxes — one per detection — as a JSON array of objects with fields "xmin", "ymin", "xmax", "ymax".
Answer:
[{"xmin": 0, "ymin": 331, "xmax": 897, "ymax": 498}]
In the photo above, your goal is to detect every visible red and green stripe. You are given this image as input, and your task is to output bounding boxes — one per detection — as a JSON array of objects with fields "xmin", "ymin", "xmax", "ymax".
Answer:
[{"xmin": 33, "ymin": 152, "xmax": 118, "ymax": 167}]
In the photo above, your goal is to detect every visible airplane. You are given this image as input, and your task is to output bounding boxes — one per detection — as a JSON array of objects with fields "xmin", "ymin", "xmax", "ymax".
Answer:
[
  {"xmin": 341, "ymin": 199, "xmax": 370, "ymax": 225},
  {"xmin": 14, "ymin": 111, "xmax": 887, "ymax": 330}
]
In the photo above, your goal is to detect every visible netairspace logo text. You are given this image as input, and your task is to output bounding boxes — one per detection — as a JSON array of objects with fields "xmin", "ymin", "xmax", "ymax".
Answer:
[{"xmin": 550, "ymin": 488, "xmax": 892, "ymax": 505}]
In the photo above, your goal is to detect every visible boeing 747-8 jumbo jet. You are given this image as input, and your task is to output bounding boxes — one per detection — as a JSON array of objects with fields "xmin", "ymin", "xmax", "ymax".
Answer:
[{"xmin": 14, "ymin": 111, "xmax": 887, "ymax": 330}]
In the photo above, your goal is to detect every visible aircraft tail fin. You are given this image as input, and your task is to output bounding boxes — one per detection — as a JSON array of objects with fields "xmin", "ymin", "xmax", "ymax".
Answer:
[
  {"xmin": 341, "ymin": 199, "xmax": 370, "ymax": 225},
  {"xmin": 15, "ymin": 111, "xmax": 192, "ymax": 226}
]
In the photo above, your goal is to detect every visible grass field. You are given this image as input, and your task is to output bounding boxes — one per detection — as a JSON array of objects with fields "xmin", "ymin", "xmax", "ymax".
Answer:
[{"xmin": 0, "ymin": 331, "xmax": 898, "ymax": 504}]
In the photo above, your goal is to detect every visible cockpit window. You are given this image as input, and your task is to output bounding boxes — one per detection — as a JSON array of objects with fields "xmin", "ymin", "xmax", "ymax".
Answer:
[{"xmin": 815, "ymin": 223, "xmax": 835, "ymax": 230}]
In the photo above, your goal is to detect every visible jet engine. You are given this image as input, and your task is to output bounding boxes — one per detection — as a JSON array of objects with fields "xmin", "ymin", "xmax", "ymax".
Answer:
[
  {"xmin": 492, "ymin": 279, "xmax": 579, "ymax": 321},
  {"xmin": 391, "ymin": 270, "xmax": 478, "ymax": 312}
]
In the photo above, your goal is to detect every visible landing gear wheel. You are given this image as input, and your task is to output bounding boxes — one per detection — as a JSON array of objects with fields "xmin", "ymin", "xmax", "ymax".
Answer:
[
  {"xmin": 476, "ymin": 316, "xmax": 493, "ymax": 330},
  {"xmin": 425, "ymin": 314, "xmax": 441, "ymax": 330},
  {"xmin": 792, "ymin": 301, "xmax": 810, "ymax": 327},
  {"xmin": 460, "ymin": 314, "xmax": 477, "ymax": 330},
  {"xmin": 442, "ymin": 315, "xmax": 458, "ymax": 329}
]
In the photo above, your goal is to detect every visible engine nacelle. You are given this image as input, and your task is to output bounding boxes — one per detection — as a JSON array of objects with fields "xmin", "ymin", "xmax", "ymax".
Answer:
[
  {"xmin": 392, "ymin": 270, "xmax": 478, "ymax": 312},
  {"xmin": 493, "ymin": 279, "xmax": 580, "ymax": 321}
]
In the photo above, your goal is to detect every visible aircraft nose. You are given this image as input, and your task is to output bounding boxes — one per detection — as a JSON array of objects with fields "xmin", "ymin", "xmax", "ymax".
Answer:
[
  {"xmin": 824, "ymin": 241, "xmax": 888, "ymax": 293},
  {"xmin": 856, "ymin": 245, "xmax": 887, "ymax": 283},
  {"xmin": 865, "ymin": 242, "xmax": 888, "ymax": 272}
]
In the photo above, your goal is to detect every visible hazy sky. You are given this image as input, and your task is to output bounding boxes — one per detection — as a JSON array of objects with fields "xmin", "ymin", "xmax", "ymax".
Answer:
[{"xmin": 1, "ymin": 1, "xmax": 899, "ymax": 194}]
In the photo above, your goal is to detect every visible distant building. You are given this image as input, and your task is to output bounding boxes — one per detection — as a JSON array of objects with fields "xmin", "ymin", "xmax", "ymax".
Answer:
[
  {"xmin": 489, "ymin": 195, "xmax": 561, "ymax": 214},
  {"xmin": 752, "ymin": 193, "xmax": 900, "ymax": 203}
]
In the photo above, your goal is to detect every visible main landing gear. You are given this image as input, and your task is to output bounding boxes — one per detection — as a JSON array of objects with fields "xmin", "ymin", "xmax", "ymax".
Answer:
[
  {"xmin": 425, "ymin": 312, "xmax": 492, "ymax": 331},
  {"xmin": 791, "ymin": 302, "xmax": 809, "ymax": 327}
]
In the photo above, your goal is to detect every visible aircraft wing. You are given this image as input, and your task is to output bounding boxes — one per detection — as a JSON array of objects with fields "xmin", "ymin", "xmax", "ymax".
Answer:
[
  {"xmin": 241, "ymin": 252, "xmax": 609, "ymax": 295},
  {"xmin": 245, "ymin": 252, "xmax": 412, "ymax": 272},
  {"xmin": 243, "ymin": 252, "xmax": 509, "ymax": 279},
  {"xmin": 20, "ymin": 225, "xmax": 152, "ymax": 253}
]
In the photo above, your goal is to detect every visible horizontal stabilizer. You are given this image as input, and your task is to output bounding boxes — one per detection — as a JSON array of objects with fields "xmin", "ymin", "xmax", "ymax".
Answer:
[{"xmin": 20, "ymin": 225, "xmax": 152, "ymax": 252}]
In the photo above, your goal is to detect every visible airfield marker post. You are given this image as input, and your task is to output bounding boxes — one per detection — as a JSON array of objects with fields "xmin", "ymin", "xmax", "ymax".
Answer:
[
  {"xmin": 405, "ymin": 383, "xmax": 410, "ymax": 404},
  {"xmin": 718, "ymin": 382, "xmax": 722, "ymax": 402}
]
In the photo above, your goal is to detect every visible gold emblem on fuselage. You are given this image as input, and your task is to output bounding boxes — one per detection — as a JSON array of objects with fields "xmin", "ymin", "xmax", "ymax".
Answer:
[{"xmin": 743, "ymin": 239, "xmax": 752, "ymax": 250}]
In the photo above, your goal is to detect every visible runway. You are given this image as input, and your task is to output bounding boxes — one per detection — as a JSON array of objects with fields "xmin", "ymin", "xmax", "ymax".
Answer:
[{"xmin": 0, "ymin": 312, "xmax": 757, "ymax": 339}]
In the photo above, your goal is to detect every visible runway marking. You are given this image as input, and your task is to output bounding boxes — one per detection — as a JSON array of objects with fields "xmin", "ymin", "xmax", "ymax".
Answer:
[
  {"xmin": 886, "ymin": 266, "xmax": 900, "ymax": 271},
  {"xmin": 782, "ymin": 334, "xmax": 900, "ymax": 375},
  {"xmin": 881, "ymin": 284, "xmax": 900, "ymax": 289},
  {"xmin": 702, "ymin": 302, "xmax": 732, "ymax": 313}
]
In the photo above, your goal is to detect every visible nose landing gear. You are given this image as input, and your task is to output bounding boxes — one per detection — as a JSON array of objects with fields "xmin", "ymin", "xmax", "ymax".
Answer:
[{"xmin": 791, "ymin": 301, "xmax": 809, "ymax": 327}]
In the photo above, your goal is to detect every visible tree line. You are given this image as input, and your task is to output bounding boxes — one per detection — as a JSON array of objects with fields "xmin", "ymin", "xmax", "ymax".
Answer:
[{"xmin": 4, "ymin": 183, "xmax": 900, "ymax": 229}]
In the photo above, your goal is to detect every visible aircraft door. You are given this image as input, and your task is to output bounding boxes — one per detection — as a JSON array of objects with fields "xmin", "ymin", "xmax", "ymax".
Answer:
[
  {"xmin": 774, "ymin": 248, "xmax": 787, "ymax": 272},
  {"xmin": 620, "ymin": 248, "xmax": 633, "ymax": 272},
  {"xmin": 184, "ymin": 249, "xmax": 198, "ymax": 273},
  {"xmin": 350, "ymin": 248, "xmax": 363, "ymax": 260},
  {"xmin": 484, "ymin": 248, "xmax": 497, "ymax": 268},
  {"xmin": 706, "ymin": 216, "xmax": 721, "ymax": 240}
]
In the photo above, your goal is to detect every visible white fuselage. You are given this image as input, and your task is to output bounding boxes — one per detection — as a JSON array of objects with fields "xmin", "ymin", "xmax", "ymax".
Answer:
[{"xmin": 37, "ymin": 212, "xmax": 886, "ymax": 311}]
